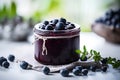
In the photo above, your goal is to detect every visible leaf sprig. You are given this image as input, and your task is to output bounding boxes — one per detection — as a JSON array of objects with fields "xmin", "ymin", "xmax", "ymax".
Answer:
[{"xmin": 75, "ymin": 45, "xmax": 120, "ymax": 69}]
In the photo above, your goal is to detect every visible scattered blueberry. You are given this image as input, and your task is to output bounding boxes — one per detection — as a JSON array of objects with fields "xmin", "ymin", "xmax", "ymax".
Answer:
[
  {"xmin": 72, "ymin": 68, "xmax": 80, "ymax": 76},
  {"xmin": 0, "ymin": 57, "xmax": 7, "ymax": 66},
  {"xmin": 55, "ymin": 22, "xmax": 65, "ymax": 30},
  {"xmin": 20, "ymin": 61, "xmax": 29, "ymax": 69},
  {"xmin": 90, "ymin": 65, "xmax": 97, "ymax": 72},
  {"xmin": 2, "ymin": 61, "xmax": 10, "ymax": 68},
  {"xmin": 43, "ymin": 21, "xmax": 49, "ymax": 25},
  {"xmin": 101, "ymin": 66, "xmax": 107, "ymax": 72},
  {"xmin": 75, "ymin": 66, "xmax": 83, "ymax": 72},
  {"xmin": 8, "ymin": 54, "xmax": 15, "ymax": 62},
  {"xmin": 82, "ymin": 69, "xmax": 88, "ymax": 76},
  {"xmin": 59, "ymin": 18, "xmax": 66, "ymax": 24},
  {"xmin": 42, "ymin": 66, "xmax": 50, "ymax": 75},
  {"xmin": 60, "ymin": 69, "xmax": 69, "ymax": 77},
  {"xmin": 45, "ymin": 25, "xmax": 54, "ymax": 30}
]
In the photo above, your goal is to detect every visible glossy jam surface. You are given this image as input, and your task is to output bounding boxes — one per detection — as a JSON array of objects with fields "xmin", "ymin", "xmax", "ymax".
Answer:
[{"xmin": 34, "ymin": 19, "xmax": 80, "ymax": 65}]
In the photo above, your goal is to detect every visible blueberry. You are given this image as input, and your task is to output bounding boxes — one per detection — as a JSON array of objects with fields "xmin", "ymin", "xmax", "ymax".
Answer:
[
  {"xmin": 101, "ymin": 66, "xmax": 107, "ymax": 72},
  {"xmin": 90, "ymin": 66, "xmax": 97, "ymax": 72},
  {"xmin": 42, "ymin": 66, "xmax": 50, "ymax": 75},
  {"xmin": 111, "ymin": 18, "xmax": 117, "ymax": 26},
  {"xmin": 0, "ymin": 57, "xmax": 7, "ymax": 66},
  {"xmin": 116, "ymin": 23, "xmax": 120, "ymax": 28},
  {"xmin": 80, "ymin": 56, "xmax": 87, "ymax": 61},
  {"xmin": 60, "ymin": 69, "xmax": 69, "ymax": 77},
  {"xmin": 52, "ymin": 19, "xmax": 58, "ymax": 25},
  {"xmin": 106, "ymin": 21, "xmax": 111, "ymax": 26},
  {"xmin": 72, "ymin": 68, "xmax": 80, "ymax": 76},
  {"xmin": 55, "ymin": 22, "xmax": 65, "ymax": 30},
  {"xmin": 101, "ymin": 58, "xmax": 108, "ymax": 64},
  {"xmin": 20, "ymin": 61, "xmax": 29, "ymax": 69},
  {"xmin": 2, "ymin": 61, "xmax": 10, "ymax": 68},
  {"xmin": 8, "ymin": 54, "xmax": 15, "ymax": 62},
  {"xmin": 75, "ymin": 66, "xmax": 83, "ymax": 72},
  {"xmin": 95, "ymin": 18, "xmax": 104, "ymax": 23},
  {"xmin": 43, "ymin": 21, "xmax": 49, "ymax": 25},
  {"xmin": 45, "ymin": 25, "xmax": 54, "ymax": 30},
  {"xmin": 40, "ymin": 24, "xmax": 46, "ymax": 29},
  {"xmin": 66, "ymin": 22, "xmax": 71, "ymax": 25},
  {"xmin": 105, "ymin": 9, "xmax": 113, "ymax": 16},
  {"xmin": 59, "ymin": 18, "xmax": 66, "ymax": 24},
  {"xmin": 82, "ymin": 69, "xmax": 88, "ymax": 76},
  {"xmin": 66, "ymin": 23, "xmax": 75, "ymax": 29}
]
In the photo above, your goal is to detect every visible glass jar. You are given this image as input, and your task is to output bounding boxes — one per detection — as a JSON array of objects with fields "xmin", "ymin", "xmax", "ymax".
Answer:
[{"xmin": 34, "ymin": 23, "xmax": 80, "ymax": 65}]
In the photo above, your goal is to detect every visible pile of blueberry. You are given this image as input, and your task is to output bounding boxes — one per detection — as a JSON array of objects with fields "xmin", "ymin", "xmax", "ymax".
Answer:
[
  {"xmin": 95, "ymin": 8, "xmax": 120, "ymax": 28},
  {"xmin": 0, "ymin": 55, "xmax": 15, "ymax": 68},
  {"xmin": 40, "ymin": 18, "xmax": 76, "ymax": 30}
]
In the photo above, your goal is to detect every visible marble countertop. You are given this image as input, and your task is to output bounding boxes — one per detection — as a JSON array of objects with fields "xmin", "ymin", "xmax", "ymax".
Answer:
[{"xmin": 0, "ymin": 32, "xmax": 120, "ymax": 80}]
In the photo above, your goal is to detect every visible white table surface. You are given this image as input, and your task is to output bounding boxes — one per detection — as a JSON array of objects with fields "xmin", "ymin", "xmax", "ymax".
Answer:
[{"xmin": 0, "ymin": 32, "xmax": 120, "ymax": 80}]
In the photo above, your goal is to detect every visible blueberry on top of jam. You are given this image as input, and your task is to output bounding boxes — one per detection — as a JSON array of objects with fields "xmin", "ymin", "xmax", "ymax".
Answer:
[
  {"xmin": 45, "ymin": 25, "xmax": 54, "ymax": 30},
  {"xmin": 39, "ymin": 18, "xmax": 76, "ymax": 31},
  {"xmin": 59, "ymin": 18, "xmax": 66, "ymax": 24},
  {"xmin": 55, "ymin": 22, "xmax": 65, "ymax": 30},
  {"xmin": 52, "ymin": 19, "xmax": 59, "ymax": 25},
  {"xmin": 43, "ymin": 21, "xmax": 49, "ymax": 25}
]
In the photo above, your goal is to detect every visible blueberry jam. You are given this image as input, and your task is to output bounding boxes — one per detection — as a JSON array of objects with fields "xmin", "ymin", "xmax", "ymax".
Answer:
[{"xmin": 34, "ymin": 18, "xmax": 80, "ymax": 65}]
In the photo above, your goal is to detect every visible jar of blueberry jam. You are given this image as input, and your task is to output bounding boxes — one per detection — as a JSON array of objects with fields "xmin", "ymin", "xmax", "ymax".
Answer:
[{"xmin": 34, "ymin": 18, "xmax": 80, "ymax": 65}]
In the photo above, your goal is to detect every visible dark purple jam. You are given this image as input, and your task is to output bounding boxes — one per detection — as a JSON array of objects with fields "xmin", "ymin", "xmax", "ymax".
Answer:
[{"xmin": 34, "ymin": 18, "xmax": 80, "ymax": 65}]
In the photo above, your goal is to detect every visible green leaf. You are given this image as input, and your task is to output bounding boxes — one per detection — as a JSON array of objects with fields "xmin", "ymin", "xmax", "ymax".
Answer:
[
  {"xmin": 81, "ymin": 55, "xmax": 86, "ymax": 60},
  {"xmin": 88, "ymin": 50, "xmax": 93, "ymax": 59},
  {"xmin": 83, "ymin": 45, "xmax": 87, "ymax": 53},
  {"xmin": 9, "ymin": 1, "xmax": 17, "ymax": 19},
  {"xmin": 92, "ymin": 50, "xmax": 101, "ymax": 62},
  {"xmin": 75, "ymin": 50, "xmax": 82, "ymax": 54}
]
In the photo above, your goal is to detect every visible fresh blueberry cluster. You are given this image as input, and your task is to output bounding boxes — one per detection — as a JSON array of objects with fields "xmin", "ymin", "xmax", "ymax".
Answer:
[
  {"xmin": 40, "ymin": 18, "xmax": 75, "ymax": 30},
  {"xmin": 0, "ymin": 54, "xmax": 15, "ymax": 68},
  {"xmin": 95, "ymin": 8, "xmax": 120, "ymax": 28}
]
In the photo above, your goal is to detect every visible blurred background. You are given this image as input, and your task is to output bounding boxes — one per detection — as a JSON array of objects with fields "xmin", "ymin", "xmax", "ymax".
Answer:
[{"xmin": 0, "ymin": 0, "xmax": 120, "ymax": 41}]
